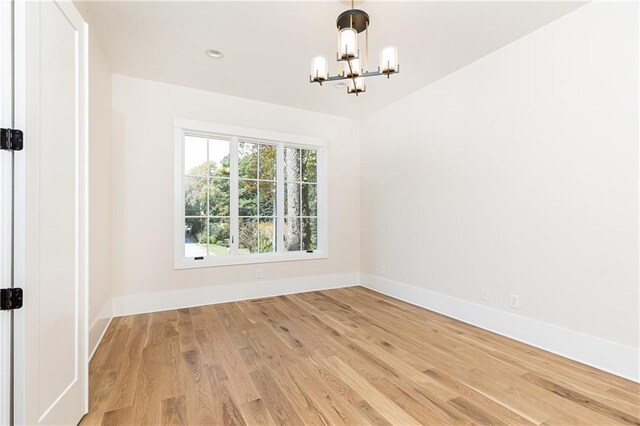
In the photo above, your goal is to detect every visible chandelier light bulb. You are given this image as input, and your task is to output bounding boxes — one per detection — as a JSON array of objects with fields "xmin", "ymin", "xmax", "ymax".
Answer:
[
  {"xmin": 347, "ymin": 77, "xmax": 365, "ymax": 94},
  {"xmin": 338, "ymin": 28, "xmax": 358, "ymax": 60},
  {"xmin": 380, "ymin": 46, "xmax": 398, "ymax": 73},
  {"xmin": 310, "ymin": 56, "xmax": 328, "ymax": 81},
  {"xmin": 344, "ymin": 58, "xmax": 362, "ymax": 77}
]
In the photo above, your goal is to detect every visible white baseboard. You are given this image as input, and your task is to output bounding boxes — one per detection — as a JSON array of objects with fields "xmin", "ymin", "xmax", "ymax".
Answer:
[
  {"xmin": 88, "ymin": 299, "xmax": 113, "ymax": 360},
  {"xmin": 112, "ymin": 272, "xmax": 359, "ymax": 317},
  {"xmin": 104, "ymin": 270, "xmax": 638, "ymax": 382},
  {"xmin": 361, "ymin": 273, "xmax": 640, "ymax": 383}
]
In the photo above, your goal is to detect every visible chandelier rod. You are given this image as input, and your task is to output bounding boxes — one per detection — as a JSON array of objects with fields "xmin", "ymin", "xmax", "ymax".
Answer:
[
  {"xmin": 365, "ymin": 21, "xmax": 369, "ymax": 72},
  {"xmin": 346, "ymin": 57, "xmax": 359, "ymax": 96}
]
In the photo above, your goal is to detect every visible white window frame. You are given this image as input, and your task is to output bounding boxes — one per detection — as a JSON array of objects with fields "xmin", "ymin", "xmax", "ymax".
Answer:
[{"xmin": 174, "ymin": 118, "xmax": 328, "ymax": 269}]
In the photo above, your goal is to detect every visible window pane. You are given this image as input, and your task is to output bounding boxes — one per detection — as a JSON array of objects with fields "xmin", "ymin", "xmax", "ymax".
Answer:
[
  {"xmin": 184, "ymin": 136, "xmax": 208, "ymax": 176},
  {"xmin": 284, "ymin": 147, "xmax": 301, "ymax": 182},
  {"xmin": 208, "ymin": 218, "xmax": 230, "ymax": 256},
  {"xmin": 259, "ymin": 218, "xmax": 276, "ymax": 253},
  {"xmin": 209, "ymin": 138, "xmax": 230, "ymax": 177},
  {"xmin": 185, "ymin": 217, "xmax": 207, "ymax": 257},
  {"xmin": 258, "ymin": 181, "xmax": 276, "ymax": 217},
  {"xmin": 239, "ymin": 217, "xmax": 258, "ymax": 254},
  {"xmin": 259, "ymin": 145, "xmax": 276, "ymax": 180},
  {"xmin": 301, "ymin": 218, "xmax": 318, "ymax": 251},
  {"xmin": 185, "ymin": 176, "xmax": 207, "ymax": 216},
  {"xmin": 301, "ymin": 183, "xmax": 317, "ymax": 216},
  {"xmin": 238, "ymin": 142, "xmax": 258, "ymax": 179},
  {"xmin": 284, "ymin": 217, "xmax": 301, "ymax": 252},
  {"xmin": 209, "ymin": 178, "xmax": 230, "ymax": 216},
  {"xmin": 301, "ymin": 149, "xmax": 317, "ymax": 183},
  {"xmin": 238, "ymin": 179, "xmax": 258, "ymax": 216},
  {"xmin": 285, "ymin": 182, "xmax": 300, "ymax": 217}
]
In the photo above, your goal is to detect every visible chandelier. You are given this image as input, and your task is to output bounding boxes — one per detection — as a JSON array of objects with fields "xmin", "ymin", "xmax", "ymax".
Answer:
[{"xmin": 309, "ymin": 1, "xmax": 399, "ymax": 95}]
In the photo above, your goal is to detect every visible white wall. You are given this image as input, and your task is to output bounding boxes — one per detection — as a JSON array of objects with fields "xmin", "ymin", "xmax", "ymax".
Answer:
[
  {"xmin": 360, "ymin": 0, "xmax": 638, "ymax": 363},
  {"xmin": 110, "ymin": 75, "xmax": 360, "ymax": 313}
]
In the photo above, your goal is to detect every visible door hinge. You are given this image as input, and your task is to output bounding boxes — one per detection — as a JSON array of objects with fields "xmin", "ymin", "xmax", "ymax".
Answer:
[
  {"xmin": 0, "ymin": 128, "xmax": 24, "ymax": 151},
  {"xmin": 0, "ymin": 288, "xmax": 23, "ymax": 310}
]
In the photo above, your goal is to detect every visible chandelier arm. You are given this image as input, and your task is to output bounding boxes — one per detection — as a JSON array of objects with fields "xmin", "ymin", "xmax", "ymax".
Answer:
[{"xmin": 319, "ymin": 68, "xmax": 399, "ymax": 83}]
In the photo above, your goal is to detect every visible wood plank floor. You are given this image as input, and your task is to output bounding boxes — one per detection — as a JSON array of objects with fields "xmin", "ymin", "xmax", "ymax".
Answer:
[{"xmin": 81, "ymin": 287, "xmax": 640, "ymax": 425}]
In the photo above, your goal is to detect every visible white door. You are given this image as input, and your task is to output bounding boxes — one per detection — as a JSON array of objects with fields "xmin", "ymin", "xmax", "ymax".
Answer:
[{"xmin": 13, "ymin": 0, "xmax": 89, "ymax": 424}]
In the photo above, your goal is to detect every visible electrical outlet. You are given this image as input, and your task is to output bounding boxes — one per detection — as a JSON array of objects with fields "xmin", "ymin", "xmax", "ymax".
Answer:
[
  {"xmin": 480, "ymin": 288, "xmax": 489, "ymax": 302},
  {"xmin": 256, "ymin": 268, "xmax": 263, "ymax": 279},
  {"xmin": 510, "ymin": 294, "xmax": 520, "ymax": 309},
  {"xmin": 380, "ymin": 265, "xmax": 386, "ymax": 276}
]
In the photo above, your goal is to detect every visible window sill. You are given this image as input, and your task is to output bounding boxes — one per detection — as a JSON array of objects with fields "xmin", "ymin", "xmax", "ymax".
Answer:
[{"xmin": 174, "ymin": 251, "xmax": 328, "ymax": 270}]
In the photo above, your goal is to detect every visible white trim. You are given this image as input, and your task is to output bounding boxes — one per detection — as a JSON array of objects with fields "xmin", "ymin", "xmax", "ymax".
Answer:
[
  {"xmin": 12, "ymin": 0, "xmax": 25, "ymax": 422},
  {"xmin": 317, "ymin": 142, "xmax": 328, "ymax": 253},
  {"xmin": 0, "ymin": 0, "xmax": 13, "ymax": 423},
  {"xmin": 174, "ymin": 118, "xmax": 327, "ymax": 148},
  {"xmin": 230, "ymin": 136, "xmax": 239, "ymax": 256},
  {"xmin": 361, "ymin": 273, "xmax": 640, "ymax": 383},
  {"xmin": 174, "ymin": 119, "xmax": 328, "ymax": 269},
  {"xmin": 79, "ymin": 10, "xmax": 90, "ymax": 416},
  {"xmin": 88, "ymin": 300, "xmax": 113, "ymax": 361},
  {"xmin": 173, "ymin": 126, "xmax": 184, "ymax": 270},
  {"xmin": 276, "ymin": 143, "xmax": 285, "ymax": 254},
  {"xmin": 112, "ymin": 272, "xmax": 359, "ymax": 317},
  {"xmin": 175, "ymin": 251, "xmax": 327, "ymax": 269}
]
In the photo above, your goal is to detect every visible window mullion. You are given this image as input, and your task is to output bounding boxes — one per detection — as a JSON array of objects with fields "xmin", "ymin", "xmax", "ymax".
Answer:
[
  {"xmin": 299, "ymin": 150, "xmax": 303, "ymax": 252},
  {"xmin": 230, "ymin": 136, "xmax": 239, "ymax": 256},
  {"xmin": 179, "ymin": 129, "xmax": 186, "ymax": 260},
  {"xmin": 317, "ymin": 148, "xmax": 324, "ymax": 252},
  {"xmin": 206, "ymin": 138, "xmax": 211, "ymax": 256},
  {"xmin": 277, "ymin": 143, "xmax": 285, "ymax": 253}
]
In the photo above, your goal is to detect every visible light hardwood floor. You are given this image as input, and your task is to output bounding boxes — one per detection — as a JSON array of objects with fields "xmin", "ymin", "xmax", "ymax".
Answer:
[{"xmin": 81, "ymin": 287, "xmax": 640, "ymax": 425}]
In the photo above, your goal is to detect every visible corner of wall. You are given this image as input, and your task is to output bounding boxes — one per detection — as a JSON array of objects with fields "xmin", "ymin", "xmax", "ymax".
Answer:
[
  {"xmin": 88, "ymin": 298, "xmax": 113, "ymax": 360},
  {"xmin": 83, "ymin": 7, "xmax": 116, "ymax": 357}
]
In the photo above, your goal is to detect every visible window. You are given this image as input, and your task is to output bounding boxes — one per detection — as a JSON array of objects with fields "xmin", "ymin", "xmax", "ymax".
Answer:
[
  {"xmin": 237, "ymin": 141, "xmax": 278, "ymax": 254},
  {"xmin": 174, "ymin": 119, "xmax": 326, "ymax": 268},
  {"xmin": 284, "ymin": 147, "xmax": 318, "ymax": 252}
]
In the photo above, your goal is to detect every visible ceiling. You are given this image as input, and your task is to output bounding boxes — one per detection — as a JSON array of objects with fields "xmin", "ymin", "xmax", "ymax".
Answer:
[{"xmin": 79, "ymin": 1, "xmax": 585, "ymax": 118}]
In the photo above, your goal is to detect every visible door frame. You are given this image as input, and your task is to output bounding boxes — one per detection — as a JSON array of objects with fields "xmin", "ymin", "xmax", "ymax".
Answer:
[
  {"xmin": 11, "ymin": 0, "xmax": 25, "ymax": 423},
  {"xmin": 0, "ymin": 0, "xmax": 15, "ymax": 424}
]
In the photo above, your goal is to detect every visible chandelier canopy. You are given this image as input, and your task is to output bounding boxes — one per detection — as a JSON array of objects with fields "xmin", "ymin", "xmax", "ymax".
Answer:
[{"xmin": 310, "ymin": 2, "xmax": 399, "ymax": 95}]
